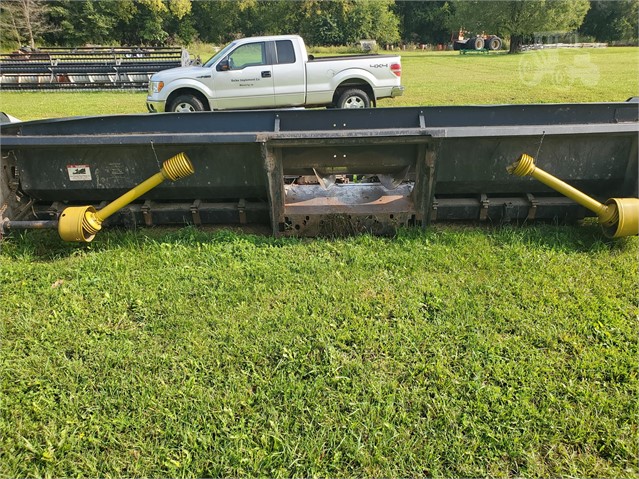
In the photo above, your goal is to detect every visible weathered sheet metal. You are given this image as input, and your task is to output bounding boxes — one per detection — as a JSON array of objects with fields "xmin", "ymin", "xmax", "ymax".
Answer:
[{"xmin": 1, "ymin": 101, "xmax": 637, "ymax": 238}]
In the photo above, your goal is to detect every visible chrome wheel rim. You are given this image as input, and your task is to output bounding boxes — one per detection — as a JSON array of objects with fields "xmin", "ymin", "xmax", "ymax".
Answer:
[
  {"xmin": 343, "ymin": 96, "xmax": 365, "ymax": 108},
  {"xmin": 175, "ymin": 102, "xmax": 195, "ymax": 112}
]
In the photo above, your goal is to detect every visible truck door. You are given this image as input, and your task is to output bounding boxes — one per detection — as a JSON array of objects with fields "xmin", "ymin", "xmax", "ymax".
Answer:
[
  {"xmin": 214, "ymin": 41, "xmax": 275, "ymax": 109},
  {"xmin": 272, "ymin": 39, "xmax": 305, "ymax": 107}
]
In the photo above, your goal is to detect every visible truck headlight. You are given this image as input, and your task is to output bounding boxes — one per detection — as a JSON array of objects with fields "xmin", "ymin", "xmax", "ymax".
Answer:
[{"xmin": 149, "ymin": 81, "xmax": 164, "ymax": 94}]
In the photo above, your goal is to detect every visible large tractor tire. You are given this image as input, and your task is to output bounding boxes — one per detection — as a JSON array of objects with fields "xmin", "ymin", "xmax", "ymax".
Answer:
[
  {"xmin": 486, "ymin": 36, "xmax": 503, "ymax": 51},
  {"xmin": 466, "ymin": 37, "xmax": 485, "ymax": 50}
]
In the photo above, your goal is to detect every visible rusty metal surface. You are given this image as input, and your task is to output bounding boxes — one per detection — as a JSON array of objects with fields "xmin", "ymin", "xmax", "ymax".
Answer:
[{"xmin": 285, "ymin": 183, "xmax": 414, "ymax": 214}]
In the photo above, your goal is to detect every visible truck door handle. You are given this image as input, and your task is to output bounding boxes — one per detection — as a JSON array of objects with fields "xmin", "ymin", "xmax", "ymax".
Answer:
[{"xmin": 261, "ymin": 71, "xmax": 271, "ymax": 78}]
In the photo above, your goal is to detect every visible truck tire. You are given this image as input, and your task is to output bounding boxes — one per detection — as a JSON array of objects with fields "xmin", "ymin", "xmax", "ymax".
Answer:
[
  {"xmin": 169, "ymin": 94, "xmax": 205, "ymax": 113},
  {"xmin": 336, "ymin": 88, "xmax": 370, "ymax": 109}
]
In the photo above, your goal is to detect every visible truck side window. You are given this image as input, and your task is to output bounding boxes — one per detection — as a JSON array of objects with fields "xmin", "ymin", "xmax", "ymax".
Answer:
[
  {"xmin": 228, "ymin": 42, "xmax": 266, "ymax": 69},
  {"xmin": 275, "ymin": 40, "xmax": 296, "ymax": 64}
]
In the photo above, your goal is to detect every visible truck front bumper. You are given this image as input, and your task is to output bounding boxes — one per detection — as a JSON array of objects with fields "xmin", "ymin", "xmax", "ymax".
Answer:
[
  {"xmin": 146, "ymin": 99, "xmax": 166, "ymax": 113},
  {"xmin": 390, "ymin": 86, "xmax": 405, "ymax": 98}
]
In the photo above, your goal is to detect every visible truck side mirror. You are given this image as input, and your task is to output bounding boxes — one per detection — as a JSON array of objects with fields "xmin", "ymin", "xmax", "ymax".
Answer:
[{"xmin": 217, "ymin": 59, "xmax": 230, "ymax": 71}]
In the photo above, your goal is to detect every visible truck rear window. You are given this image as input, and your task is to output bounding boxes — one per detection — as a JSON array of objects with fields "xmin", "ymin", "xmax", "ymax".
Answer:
[{"xmin": 276, "ymin": 40, "xmax": 296, "ymax": 64}]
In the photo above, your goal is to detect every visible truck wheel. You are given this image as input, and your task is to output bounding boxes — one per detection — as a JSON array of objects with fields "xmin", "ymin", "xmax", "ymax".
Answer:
[
  {"xmin": 169, "ymin": 94, "xmax": 205, "ymax": 113},
  {"xmin": 337, "ymin": 89, "xmax": 370, "ymax": 109}
]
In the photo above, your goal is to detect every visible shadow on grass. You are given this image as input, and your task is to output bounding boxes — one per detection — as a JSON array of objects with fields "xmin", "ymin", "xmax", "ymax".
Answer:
[
  {"xmin": 1, "ymin": 221, "xmax": 635, "ymax": 262},
  {"xmin": 0, "ymin": 225, "xmax": 295, "ymax": 261},
  {"xmin": 484, "ymin": 221, "xmax": 636, "ymax": 254},
  {"xmin": 397, "ymin": 218, "xmax": 636, "ymax": 253}
]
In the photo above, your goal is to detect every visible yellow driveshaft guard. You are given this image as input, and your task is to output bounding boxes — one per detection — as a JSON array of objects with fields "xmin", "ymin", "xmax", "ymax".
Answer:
[
  {"xmin": 58, "ymin": 152, "xmax": 194, "ymax": 242},
  {"xmin": 508, "ymin": 153, "xmax": 639, "ymax": 238}
]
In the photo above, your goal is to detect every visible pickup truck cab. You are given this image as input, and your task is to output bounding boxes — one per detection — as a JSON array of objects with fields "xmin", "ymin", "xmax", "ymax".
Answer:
[{"xmin": 146, "ymin": 34, "xmax": 403, "ymax": 112}]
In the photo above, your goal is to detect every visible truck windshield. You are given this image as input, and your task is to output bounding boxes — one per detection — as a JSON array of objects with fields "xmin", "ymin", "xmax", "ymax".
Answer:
[{"xmin": 202, "ymin": 41, "xmax": 237, "ymax": 68}]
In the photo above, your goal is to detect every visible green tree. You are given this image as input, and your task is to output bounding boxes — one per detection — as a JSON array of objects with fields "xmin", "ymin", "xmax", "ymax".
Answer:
[
  {"xmin": 449, "ymin": 0, "xmax": 590, "ymax": 52},
  {"xmin": 121, "ymin": 0, "xmax": 169, "ymax": 45},
  {"xmin": 189, "ymin": 0, "xmax": 247, "ymax": 44},
  {"xmin": 0, "ymin": 0, "xmax": 51, "ymax": 49},
  {"xmin": 348, "ymin": 0, "xmax": 400, "ymax": 45},
  {"xmin": 298, "ymin": 0, "xmax": 400, "ymax": 46},
  {"xmin": 298, "ymin": 0, "xmax": 350, "ymax": 45},
  {"xmin": 45, "ymin": 1, "xmax": 120, "ymax": 46},
  {"xmin": 394, "ymin": 1, "xmax": 453, "ymax": 45},
  {"xmin": 0, "ymin": 1, "xmax": 24, "ymax": 47},
  {"xmin": 44, "ymin": 0, "xmax": 195, "ymax": 46},
  {"xmin": 579, "ymin": 0, "xmax": 638, "ymax": 43},
  {"xmin": 234, "ymin": 1, "xmax": 303, "ymax": 37}
]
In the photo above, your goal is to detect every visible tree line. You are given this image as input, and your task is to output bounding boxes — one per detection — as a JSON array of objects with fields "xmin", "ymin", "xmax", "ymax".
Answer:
[{"xmin": 1, "ymin": 0, "xmax": 637, "ymax": 53}]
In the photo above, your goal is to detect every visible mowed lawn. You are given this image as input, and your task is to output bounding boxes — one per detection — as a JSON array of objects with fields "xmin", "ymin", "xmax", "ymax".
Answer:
[
  {"xmin": 0, "ymin": 48, "xmax": 638, "ymax": 477},
  {"xmin": 0, "ymin": 47, "xmax": 637, "ymax": 119}
]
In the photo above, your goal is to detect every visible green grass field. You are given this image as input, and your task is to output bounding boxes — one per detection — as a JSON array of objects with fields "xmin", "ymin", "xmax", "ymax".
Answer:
[{"xmin": 1, "ymin": 48, "xmax": 638, "ymax": 477}]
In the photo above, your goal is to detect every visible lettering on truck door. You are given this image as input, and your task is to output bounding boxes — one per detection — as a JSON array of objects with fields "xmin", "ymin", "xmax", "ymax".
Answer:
[
  {"xmin": 272, "ymin": 40, "xmax": 305, "ymax": 107},
  {"xmin": 214, "ymin": 41, "xmax": 275, "ymax": 109}
]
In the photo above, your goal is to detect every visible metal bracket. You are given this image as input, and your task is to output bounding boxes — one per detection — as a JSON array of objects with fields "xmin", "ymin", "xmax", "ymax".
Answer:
[
  {"xmin": 0, "ymin": 217, "xmax": 7, "ymax": 240},
  {"xmin": 190, "ymin": 199, "xmax": 202, "ymax": 226},
  {"xmin": 430, "ymin": 198, "xmax": 438, "ymax": 222},
  {"xmin": 141, "ymin": 200, "xmax": 153, "ymax": 226},
  {"xmin": 8, "ymin": 166, "xmax": 19, "ymax": 193},
  {"xmin": 48, "ymin": 202, "xmax": 64, "ymax": 219},
  {"xmin": 526, "ymin": 193, "xmax": 538, "ymax": 221},
  {"xmin": 238, "ymin": 199, "xmax": 247, "ymax": 224},
  {"xmin": 479, "ymin": 194, "xmax": 489, "ymax": 221},
  {"xmin": 411, "ymin": 141, "xmax": 439, "ymax": 228},
  {"xmin": 502, "ymin": 201, "xmax": 514, "ymax": 223},
  {"xmin": 262, "ymin": 143, "xmax": 285, "ymax": 236}
]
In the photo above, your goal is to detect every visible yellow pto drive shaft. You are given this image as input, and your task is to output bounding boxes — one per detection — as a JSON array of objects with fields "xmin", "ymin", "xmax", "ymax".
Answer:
[
  {"xmin": 507, "ymin": 153, "xmax": 639, "ymax": 238},
  {"xmin": 58, "ymin": 152, "xmax": 194, "ymax": 242}
]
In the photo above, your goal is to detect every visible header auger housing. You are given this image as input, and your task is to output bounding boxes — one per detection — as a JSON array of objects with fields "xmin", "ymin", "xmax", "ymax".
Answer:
[{"xmin": 1, "ymin": 100, "xmax": 637, "ymax": 242}]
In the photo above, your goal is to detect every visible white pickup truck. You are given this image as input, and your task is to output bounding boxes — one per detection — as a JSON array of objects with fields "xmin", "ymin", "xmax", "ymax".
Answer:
[{"xmin": 146, "ymin": 34, "xmax": 404, "ymax": 112}]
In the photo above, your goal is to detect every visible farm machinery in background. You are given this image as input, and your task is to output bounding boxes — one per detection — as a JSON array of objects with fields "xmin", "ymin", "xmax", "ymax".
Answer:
[
  {"xmin": 0, "ymin": 46, "xmax": 191, "ymax": 90},
  {"xmin": 1, "ymin": 99, "xmax": 637, "ymax": 242},
  {"xmin": 452, "ymin": 29, "xmax": 503, "ymax": 52}
]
